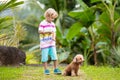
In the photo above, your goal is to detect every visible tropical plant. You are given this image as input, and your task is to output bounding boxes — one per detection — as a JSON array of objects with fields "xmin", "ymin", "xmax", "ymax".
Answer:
[
  {"xmin": 93, "ymin": 0, "xmax": 120, "ymax": 65},
  {"xmin": 97, "ymin": 0, "xmax": 120, "ymax": 47},
  {"xmin": 7, "ymin": 0, "xmax": 120, "ymax": 66},
  {"xmin": 66, "ymin": 0, "xmax": 120, "ymax": 66},
  {"xmin": 0, "ymin": 0, "xmax": 24, "ymax": 28},
  {"xmin": 0, "ymin": 0, "xmax": 26, "ymax": 47},
  {"xmin": 0, "ymin": 22, "xmax": 27, "ymax": 47},
  {"xmin": 109, "ymin": 46, "xmax": 120, "ymax": 67},
  {"xmin": 66, "ymin": 0, "xmax": 95, "ymax": 65}
]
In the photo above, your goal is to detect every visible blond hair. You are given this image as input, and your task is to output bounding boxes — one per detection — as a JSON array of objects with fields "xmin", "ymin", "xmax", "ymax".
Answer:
[{"xmin": 44, "ymin": 8, "xmax": 58, "ymax": 19}]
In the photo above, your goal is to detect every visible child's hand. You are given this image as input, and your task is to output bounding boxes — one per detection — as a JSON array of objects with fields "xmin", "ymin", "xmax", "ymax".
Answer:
[{"xmin": 52, "ymin": 32, "xmax": 55, "ymax": 41}]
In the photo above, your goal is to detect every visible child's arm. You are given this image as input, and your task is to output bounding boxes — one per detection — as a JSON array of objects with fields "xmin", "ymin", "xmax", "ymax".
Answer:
[{"xmin": 38, "ymin": 30, "xmax": 44, "ymax": 34}]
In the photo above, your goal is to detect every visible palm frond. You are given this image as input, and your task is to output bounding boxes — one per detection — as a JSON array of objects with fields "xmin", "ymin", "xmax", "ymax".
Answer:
[
  {"xmin": 0, "ymin": 0, "xmax": 24, "ymax": 12},
  {"xmin": 0, "ymin": 23, "xmax": 27, "ymax": 47}
]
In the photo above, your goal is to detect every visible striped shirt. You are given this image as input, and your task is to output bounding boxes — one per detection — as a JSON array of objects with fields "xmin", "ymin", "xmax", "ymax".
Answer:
[{"xmin": 39, "ymin": 20, "xmax": 56, "ymax": 49}]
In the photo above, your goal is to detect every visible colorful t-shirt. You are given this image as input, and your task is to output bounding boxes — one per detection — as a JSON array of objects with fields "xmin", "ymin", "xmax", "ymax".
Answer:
[{"xmin": 39, "ymin": 20, "xmax": 56, "ymax": 49}]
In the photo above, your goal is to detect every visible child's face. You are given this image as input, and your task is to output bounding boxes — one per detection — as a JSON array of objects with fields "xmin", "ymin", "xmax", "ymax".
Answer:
[
  {"xmin": 46, "ymin": 16, "xmax": 54, "ymax": 23},
  {"xmin": 46, "ymin": 13, "xmax": 57, "ymax": 23}
]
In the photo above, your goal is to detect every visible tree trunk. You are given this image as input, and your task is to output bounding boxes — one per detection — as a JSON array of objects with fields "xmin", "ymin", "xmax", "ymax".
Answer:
[
  {"xmin": 93, "ymin": 45, "xmax": 97, "ymax": 66},
  {"xmin": 111, "ymin": 22, "xmax": 115, "ymax": 47}
]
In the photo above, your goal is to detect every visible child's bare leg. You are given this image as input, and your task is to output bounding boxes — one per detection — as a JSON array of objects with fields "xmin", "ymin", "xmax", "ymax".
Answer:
[
  {"xmin": 43, "ymin": 62, "xmax": 50, "ymax": 75},
  {"xmin": 53, "ymin": 60, "xmax": 58, "ymax": 69},
  {"xmin": 43, "ymin": 62, "xmax": 48, "ymax": 70}
]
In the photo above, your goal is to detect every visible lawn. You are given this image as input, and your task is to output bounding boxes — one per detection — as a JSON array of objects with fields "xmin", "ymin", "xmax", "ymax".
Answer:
[{"xmin": 0, "ymin": 65, "xmax": 120, "ymax": 80}]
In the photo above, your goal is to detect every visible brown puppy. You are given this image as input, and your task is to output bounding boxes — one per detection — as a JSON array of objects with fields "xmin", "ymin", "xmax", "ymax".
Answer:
[{"xmin": 62, "ymin": 54, "xmax": 84, "ymax": 76}]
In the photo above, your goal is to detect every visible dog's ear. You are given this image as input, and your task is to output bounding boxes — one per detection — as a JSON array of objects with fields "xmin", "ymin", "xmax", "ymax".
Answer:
[
  {"xmin": 73, "ymin": 56, "xmax": 77, "ymax": 62},
  {"xmin": 82, "ymin": 57, "xmax": 84, "ymax": 62}
]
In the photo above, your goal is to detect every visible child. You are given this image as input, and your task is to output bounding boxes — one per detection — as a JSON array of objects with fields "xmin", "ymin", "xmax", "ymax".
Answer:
[{"xmin": 38, "ymin": 8, "xmax": 61, "ymax": 75}]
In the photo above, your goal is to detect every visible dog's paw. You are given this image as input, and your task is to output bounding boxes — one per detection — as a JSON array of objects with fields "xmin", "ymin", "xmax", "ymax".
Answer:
[
  {"xmin": 76, "ymin": 73, "xmax": 79, "ymax": 76},
  {"xmin": 62, "ymin": 71, "xmax": 66, "ymax": 76},
  {"xmin": 71, "ymin": 72, "xmax": 76, "ymax": 76}
]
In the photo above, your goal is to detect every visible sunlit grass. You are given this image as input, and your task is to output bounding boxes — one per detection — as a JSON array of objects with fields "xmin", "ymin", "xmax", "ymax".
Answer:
[
  {"xmin": 0, "ymin": 66, "xmax": 24, "ymax": 80},
  {"xmin": 82, "ymin": 66, "xmax": 120, "ymax": 80},
  {"xmin": 0, "ymin": 65, "xmax": 120, "ymax": 80}
]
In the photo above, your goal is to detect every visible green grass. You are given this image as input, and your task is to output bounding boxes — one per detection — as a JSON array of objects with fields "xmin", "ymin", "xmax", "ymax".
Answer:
[
  {"xmin": 0, "ymin": 65, "xmax": 120, "ymax": 80},
  {"xmin": 82, "ymin": 66, "xmax": 120, "ymax": 80}
]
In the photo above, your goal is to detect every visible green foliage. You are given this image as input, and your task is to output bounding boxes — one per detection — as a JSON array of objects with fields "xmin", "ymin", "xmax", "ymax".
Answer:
[
  {"xmin": 90, "ymin": 0, "xmax": 101, "ymax": 3},
  {"xmin": 98, "ymin": 10, "xmax": 120, "ymax": 45},
  {"xmin": 0, "ymin": 17, "xmax": 12, "ymax": 26},
  {"xmin": 26, "ymin": 52, "xmax": 39, "ymax": 64},
  {"xmin": 39, "ymin": 0, "xmax": 76, "ymax": 12},
  {"xmin": 0, "ymin": 0, "xmax": 24, "ymax": 12},
  {"xmin": 66, "ymin": 22, "xmax": 82, "ymax": 40},
  {"xmin": 68, "ymin": 9, "xmax": 95, "ymax": 26},
  {"xmin": 65, "ymin": 0, "xmax": 120, "ymax": 66},
  {"xmin": 12, "ymin": 0, "xmax": 44, "ymax": 47},
  {"xmin": 0, "ymin": 0, "xmax": 25, "ymax": 47},
  {"xmin": 0, "ymin": 23, "xmax": 27, "ymax": 47},
  {"xmin": 98, "ymin": 0, "xmax": 120, "ymax": 47},
  {"xmin": 26, "ymin": 45, "xmax": 40, "ymax": 64},
  {"xmin": 77, "ymin": 0, "xmax": 89, "ymax": 9},
  {"xmin": 0, "ymin": 0, "xmax": 23, "ymax": 29},
  {"xmin": 57, "ymin": 48, "xmax": 70, "ymax": 63},
  {"xmin": 0, "ymin": 0, "xmax": 24, "ymax": 29},
  {"xmin": 109, "ymin": 46, "xmax": 120, "ymax": 67}
]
